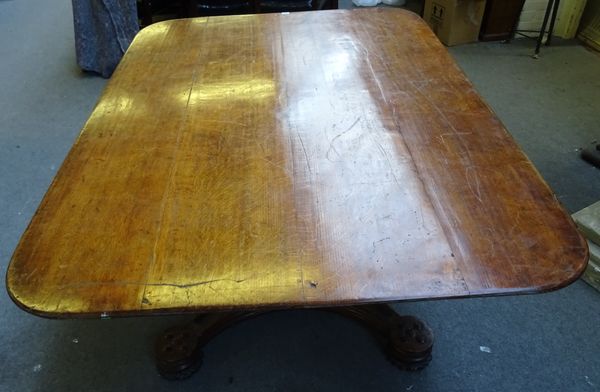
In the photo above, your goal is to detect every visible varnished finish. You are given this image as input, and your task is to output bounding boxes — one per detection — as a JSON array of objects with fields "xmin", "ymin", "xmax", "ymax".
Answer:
[
  {"xmin": 156, "ymin": 305, "xmax": 432, "ymax": 379},
  {"xmin": 6, "ymin": 9, "xmax": 588, "ymax": 318}
]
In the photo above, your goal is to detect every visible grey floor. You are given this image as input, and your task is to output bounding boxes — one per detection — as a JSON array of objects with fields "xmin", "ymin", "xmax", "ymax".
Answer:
[{"xmin": 1, "ymin": 1, "xmax": 600, "ymax": 391}]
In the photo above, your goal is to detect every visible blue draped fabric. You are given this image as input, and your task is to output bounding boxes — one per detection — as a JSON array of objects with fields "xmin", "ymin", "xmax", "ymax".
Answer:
[{"xmin": 72, "ymin": 0, "xmax": 139, "ymax": 78}]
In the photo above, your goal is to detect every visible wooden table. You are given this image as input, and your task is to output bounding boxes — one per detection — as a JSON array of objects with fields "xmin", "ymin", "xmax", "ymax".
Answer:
[{"xmin": 7, "ymin": 8, "xmax": 588, "ymax": 379}]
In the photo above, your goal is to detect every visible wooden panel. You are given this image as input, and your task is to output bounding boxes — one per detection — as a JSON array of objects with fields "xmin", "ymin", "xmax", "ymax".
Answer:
[
  {"xmin": 6, "ymin": 9, "xmax": 588, "ymax": 318},
  {"xmin": 480, "ymin": 0, "xmax": 526, "ymax": 41}
]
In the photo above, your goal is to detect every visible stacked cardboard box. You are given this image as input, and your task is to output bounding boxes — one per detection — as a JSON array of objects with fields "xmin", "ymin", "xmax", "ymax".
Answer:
[
  {"xmin": 423, "ymin": 0, "xmax": 487, "ymax": 46},
  {"xmin": 573, "ymin": 201, "xmax": 600, "ymax": 291}
]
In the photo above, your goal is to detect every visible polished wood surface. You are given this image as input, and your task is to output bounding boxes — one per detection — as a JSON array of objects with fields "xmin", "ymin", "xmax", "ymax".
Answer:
[{"xmin": 7, "ymin": 9, "xmax": 588, "ymax": 318}]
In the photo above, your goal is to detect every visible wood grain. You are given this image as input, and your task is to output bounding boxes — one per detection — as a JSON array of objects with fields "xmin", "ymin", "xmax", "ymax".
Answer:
[{"xmin": 6, "ymin": 9, "xmax": 588, "ymax": 318}]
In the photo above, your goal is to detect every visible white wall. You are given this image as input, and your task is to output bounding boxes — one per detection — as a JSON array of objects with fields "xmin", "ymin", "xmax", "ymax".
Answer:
[{"xmin": 517, "ymin": 0, "xmax": 548, "ymax": 31}]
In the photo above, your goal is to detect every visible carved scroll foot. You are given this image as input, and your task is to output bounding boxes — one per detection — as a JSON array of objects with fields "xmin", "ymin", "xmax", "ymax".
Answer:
[
  {"xmin": 387, "ymin": 315, "xmax": 434, "ymax": 370},
  {"xmin": 329, "ymin": 304, "xmax": 433, "ymax": 370},
  {"xmin": 155, "ymin": 312, "xmax": 262, "ymax": 380}
]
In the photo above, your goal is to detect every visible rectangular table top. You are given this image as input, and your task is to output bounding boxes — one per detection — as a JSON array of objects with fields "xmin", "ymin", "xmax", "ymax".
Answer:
[{"xmin": 7, "ymin": 9, "xmax": 587, "ymax": 318}]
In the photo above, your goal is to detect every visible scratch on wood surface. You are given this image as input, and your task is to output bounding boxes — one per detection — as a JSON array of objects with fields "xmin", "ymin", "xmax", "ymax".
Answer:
[
  {"xmin": 326, "ymin": 117, "xmax": 361, "ymax": 161},
  {"xmin": 437, "ymin": 132, "xmax": 473, "ymax": 152},
  {"xmin": 296, "ymin": 131, "xmax": 312, "ymax": 175},
  {"xmin": 410, "ymin": 79, "xmax": 478, "ymax": 171},
  {"xmin": 508, "ymin": 211, "xmax": 523, "ymax": 236},
  {"xmin": 261, "ymin": 156, "xmax": 289, "ymax": 174},
  {"xmin": 465, "ymin": 166, "xmax": 483, "ymax": 204},
  {"xmin": 57, "ymin": 278, "xmax": 250, "ymax": 290},
  {"xmin": 149, "ymin": 278, "xmax": 249, "ymax": 289},
  {"xmin": 372, "ymin": 237, "xmax": 391, "ymax": 249},
  {"xmin": 355, "ymin": 42, "xmax": 388, "ymax": 105},
  {"xmin": 483, "ymin": 227, "xmax": 497, "ymax": 259},
  {"xmin": 143, "ymin": 26, "xmax": 209, "ymax": 304},
  {"xmin": 143, "ymin": 87, "xmax": 191, "ymax": 298},
  {"xmin": 198, "ymin": 119, "xmax": 248, "ymax": 128},
  {"xmin": 372, "ymin": 135, "xmax": 401, "ymax": 188}
]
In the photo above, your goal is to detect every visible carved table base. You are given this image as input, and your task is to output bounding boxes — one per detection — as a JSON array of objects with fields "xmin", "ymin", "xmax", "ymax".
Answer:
[{"xmin": 155, "ymin": 304, "xmax": 433, "ymax": 380}]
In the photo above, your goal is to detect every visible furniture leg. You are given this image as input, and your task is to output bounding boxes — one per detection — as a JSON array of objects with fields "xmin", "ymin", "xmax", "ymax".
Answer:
[
  {"xmin": 534, "ymin": 0, "xmax": 554, "ymax": 58},
  {"xmin": 327, "ymin": 304, "xmax": 434, "ymax": 370},
  {"xmin": 155, "ymin": 311, "xmax": 265, "ymax": 380},
  {"xmin": 545, "ymin": 0, "xmax": 560, "ymax": 46},
  {"xmin": 156, "ymin": 304, "xmax": 433, "ymax": 380}
]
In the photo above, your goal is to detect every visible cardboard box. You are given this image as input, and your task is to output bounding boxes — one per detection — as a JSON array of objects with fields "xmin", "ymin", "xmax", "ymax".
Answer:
[{"xmin": 423, "ymin": 0, "xmax": 487, "ymax": 46}]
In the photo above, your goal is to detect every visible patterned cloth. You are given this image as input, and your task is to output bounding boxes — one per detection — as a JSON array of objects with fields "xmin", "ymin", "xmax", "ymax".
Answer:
[{"xmin": 72, "ymin": 0, "xmax": 139, "ymax": 78}]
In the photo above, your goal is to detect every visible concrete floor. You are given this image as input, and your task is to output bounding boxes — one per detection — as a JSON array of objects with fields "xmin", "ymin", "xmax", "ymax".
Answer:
[{"xmin": 1, "ymin": 1, "xmax": 600, "ymax": 391}]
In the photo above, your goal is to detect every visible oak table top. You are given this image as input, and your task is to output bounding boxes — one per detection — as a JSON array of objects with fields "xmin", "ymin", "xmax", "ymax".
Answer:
[{"xmin": 7, "ymin": 9, "xmax": 588, "ymax": 319}]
